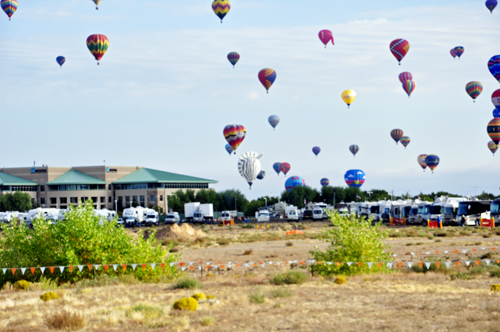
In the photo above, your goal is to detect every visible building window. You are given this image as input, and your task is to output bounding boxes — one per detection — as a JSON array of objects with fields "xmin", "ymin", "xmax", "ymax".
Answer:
[
  {"xmin": 125, "ymin": 196, "xmax": 131, "ymax": 207},
  {"xmin": 108, "ymin": 185, "xmax": 112, "ymax": 190},
  {"xmin": 160, "ymin": 195, "xmax": 163, "ymax": 201},
  {"xmin": 150, "ymin": 195, "xmax": 156, "ymax": 203},
  {"xmin": 100, "ymin": 197, "xmax": 105, "ymax": 203},
  {"xmin": 50, "ymin": 197, "xmax": 57, "ymax": 204},
  {"xmin": 60, "ymin": 197, "xmax": 67, "ymax": 204},
  {"xmin": 91, "ymin": 197, "xmax": 98, "ymax": 204},
  {"xmin": 40, "ymin": 185, "xmax": 45, "ymax": 192},
  {"xmin": 40, "ymin": 198, "xmax": 46, "ymax": 205},
  {"xmin": 70, "ymin": 197, "xmax": 78, "ymax": 204},
  {"xmin": 108, "ymin": 196, "xmax": 111, "ymax": 203},
  {"xmin": 133, "ymin": 196, "xmax": 138, "ymax": 205},
  {"xmin": 140, "ymin": 196, "xmax": 145, "ymax": 206}
]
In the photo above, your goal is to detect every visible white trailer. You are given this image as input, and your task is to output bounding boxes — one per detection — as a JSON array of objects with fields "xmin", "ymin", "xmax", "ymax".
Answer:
[
  {"xmin": 145, "ymin": 211, "xmax": 160, "ymax": 225},
  {"xmin": 193, "ymin": 204, "xmax": 214, "ymax": 223},
  {"xmin": 184, "ymin": 202, "xmax": 200, "ymax": 222},
  {"xmin": 122, "ymin": 207, "xmax": 148, "ymax": 226}
]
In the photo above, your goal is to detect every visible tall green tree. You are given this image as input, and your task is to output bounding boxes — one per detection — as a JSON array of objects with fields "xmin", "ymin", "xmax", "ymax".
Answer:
[
  {"xmin": 281, "ymin": 186, "xmax": 320, "ymax": 208},
  {"xmin": 0, "ymin": 192, "xmax": 32, "ymax": 212}
]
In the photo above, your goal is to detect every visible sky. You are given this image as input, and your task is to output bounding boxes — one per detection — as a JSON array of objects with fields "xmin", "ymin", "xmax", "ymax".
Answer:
[{"xmin": 1, "ymin": 0, "xmax": 499, "ymax": 200}]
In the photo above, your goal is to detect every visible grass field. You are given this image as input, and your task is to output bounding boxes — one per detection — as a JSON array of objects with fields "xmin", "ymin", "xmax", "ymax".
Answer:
[{"xmin": 2, "ymin": 223, "xmax": 500, "ymax": 331}]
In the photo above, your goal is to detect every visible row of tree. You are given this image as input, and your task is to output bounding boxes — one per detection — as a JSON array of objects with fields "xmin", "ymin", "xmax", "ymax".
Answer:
[{"xmin": 0, "ymin": 192, "xmax": 33, "ymax": 212}]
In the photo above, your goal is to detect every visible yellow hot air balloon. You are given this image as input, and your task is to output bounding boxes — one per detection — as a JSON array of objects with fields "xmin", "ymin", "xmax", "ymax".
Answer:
[
  {"xmin": 341, "ymin": 90, "xmax": 356, "ymax": 108},
  {"xmin": 91, "ymin": 0, "xmax": 102, "ymax": 10}
]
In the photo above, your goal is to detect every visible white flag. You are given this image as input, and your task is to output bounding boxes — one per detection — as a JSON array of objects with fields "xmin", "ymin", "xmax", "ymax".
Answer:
[
  {"xmin": 112, "ymin": 265, "xmax": 118, "ymax": 271},
  {"xmin": 170, "ymin": 263, "xmax": 175, "ymax": 267},
  {"xmin": 367, "ymin": 262, "xmax": 373, "ymax": 269},
  {"xmin": 206, "ymin": 262, "xmax": 211, "ymax": 265},
  {"xmin": 408, "ymin": 262, "xmax": 413, "ymax": 269},
  {"xmin": 151, "ymin": 263, "xmax": 156, "ymax": 270},
  {"xmin": 387, "ymin": 263, "xmax": 393, "ymax": 269},
  {"xmin": 485, "ymin": 260, "xmax": 491, "ymax": 266},
  {"xmin": 425, "ymin": 252, "xmax": 430, "ymax": 255},
  {"xmin": 410, "ymin": 252, "xmax": 415, "ymax": 256},
  {"xmin": 326, "ymin": 262, "xmax": 333, "ymax": 265},
  {"xmin": 445, "ymin": 261, "xmax": 451, "ymax": 269},
  {"xmin": 198, "ymin": 266, "xmax": 202, "ymax": 270},
  {"xmin": 444, "ymin": 251, "xmax": 448, "ymax": 254},
  {"xmin": 244, "ymin": 264, "xmax": 249, "ymax": 268},
  {"xmin": 189, "ymin": 262, "xmax": 193, "ymax": 266},
  {"xmin": 347, "ymin": 262, "xmax": 353, "ymax": 266},
  {"xmin": 40, "ymin": 267, "xmax": 46, "ymax": 274},
  {"xmin": 261, "ymin": 263, "xmax": 265, "ymax": 268},
  {"xmin": 425, "ymin": 262, "xmax": 431, "ymax": 269},
  {"xmin": 462, "ymin": 249, "xmax": 467, "ymax": 254},
  {"xmin": 181, "ymin": 267, "xmax": 186, "ymax": 271},
  {"xmin": 1, "ymin": 268, "xmax": 6, "ymax": 274},
  {"xmin": 59, "ymin": 266, "xmax": 65, "ymax": 273},
  {"xmin": 277, "ymin": 262, "xmax": 281, "ymax": 266},
  {"xmin": 21, "ymin": 268, "xmax": 26, "ymax": 275},
  {"xmin": 94, "ymin": 265, "xmax": 100, "ymax": 271},
  {"xmin": 465, "ymin": 261, "xmax": 471, "ymax": 266},
  {"xmin": 78, "ymin": 265, "xmax": 84, "ymax": 272},
  {"xmin": 132, "ymin": 264, "xmax": 137, "ymax": 270}
]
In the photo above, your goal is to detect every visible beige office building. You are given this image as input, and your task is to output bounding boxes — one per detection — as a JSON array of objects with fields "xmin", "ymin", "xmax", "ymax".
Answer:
[{"xmin": 0, "ymin": 165, "xmax": 218, "ymax": 212}]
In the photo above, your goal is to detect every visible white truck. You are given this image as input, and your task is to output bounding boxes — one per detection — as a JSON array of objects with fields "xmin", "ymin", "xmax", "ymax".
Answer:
[
  {"xmin": 312, "ymin": 206, "xmax": 325, "ymax": 220},
  {"xmin": 285, "ymin": 205, "xmax": 299, "ymax": 221},
  {"xmin": 184, "ymin": 202, "xmax": 200, "ymax": 222},
  {"xmin": 145, "ymin": 210, "xmax": 160, "ymax": 226},
  {"xmin": 122, "ymin": 207, "xmax": 149, "ymax": 226},
  {"xmin": 257, "ymin": 208, "xmax": 270, "ymax": 222},
  {"xmin": 221, "ymin": 210, "xmax": 237, "ymax": 223},
  {"xmin": 193, "ymin": 204, "xmax": 214, "ymax": 223}
]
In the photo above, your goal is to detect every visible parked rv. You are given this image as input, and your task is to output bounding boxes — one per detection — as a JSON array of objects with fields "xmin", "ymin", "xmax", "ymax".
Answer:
[
  {"xmin": 490, "ymin": 199, "xmax": 500, "ymax": 226},
  {"xmin": 312, "ymin": 206, "xmax": 325, "ymax": 220},
  {"xmin": 257, "ymin": 209, "xmax": 270, "ymax": 222},
  {"xmin": 165, "ymin": 212, "xmax": 180, "ymax": 224},
  {"xmin": 145, "ymin": 211, "xmax": 160, "ymax": 226},
  {"xmin": 184, "ymin": 202, "xmax": 200, "ymax": 222},
  {"xmin": 457, "ymin": 200, "xmax": 491, "ymax": 226},
  {"xmin": 407, "ymin": 200, "xmax": 428, "ymax": 225}
]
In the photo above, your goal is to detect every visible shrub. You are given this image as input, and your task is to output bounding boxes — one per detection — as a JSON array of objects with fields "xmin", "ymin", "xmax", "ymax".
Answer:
[
  {"xmin": 191, "ymin": 293, "xmax": 207, "ymax": 302},
  {"xmin": 310, "ymin": 212, "xmax": 391, "ymax": 276},
  {"xmin": 14, "ymin": 280, "xmax": 31, "ymax": 291},
  {"xmin": 45, "ymin": 310, "xmax": 86, "ymax": 330},
  {"xmin": 127, "ymin": 304, "xmax": 163, "ymax": 319},
  {"xmin": 217, "ymin": 238, "xmax": 230, "ymax": 246},
  {"xmin": 40, "ymin": 291, "xmax": 61, "ymax": 301},
  {"xmin": 481, "ymin": 252, "xmax": 494, "ymax": 259},
  {"xmin": 171, "ymin": 277, "xmax": 201, "ymax": 290},
  {"xmin": 248, "ymin": 291, "xmax": 266, "ymax": 304},
  {"xmin": 243, "ymin": 249, "xmax": 253, "ymax": 255},
  {"xmin": 450, "ymin": 272, "xmax": 473, "ymax": 281},
  {"xmin": 270, "ymin": 271, "xmax": 308, "ymax": 285},
  {"xmin": 39, "ymin": 276, "xmax": 58, "ymax": 290},
  {"xmin": 334, "ymin": 276, "xmax": 347, "ymax": 285},
  {"xmin": 434, "ymin": 232, "xmax": 447, "ymax": 237},
  {"xmin": 270, "ymin": 288, "xmax": 294, "ymax": 298},
  {"xmin": 0, "ymin": 203, "xmax": 179, "ymax": 287},
  {"xmin": 200, "ymin": 317, "xmax": 215, "ymax": 326},
  {"xmin": 491, "ymin": 284, "xmax": 500, "ymax": 292},
  {"xmin": 172, "ymin": 297, "xmax": 198, "ymax": 311},
  {"xmin": 286, "ymin": 241, "xmax": 293, "ymax": 247}
]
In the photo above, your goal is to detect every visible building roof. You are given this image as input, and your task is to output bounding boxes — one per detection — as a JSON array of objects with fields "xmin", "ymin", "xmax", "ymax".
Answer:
[
  {"xmin": 112, "ymin": 168, "xmax": 218, "ymax": 184},
  {"xmin": 0, "ymin": 172, "xmax": 39, "ymax": 186},
  {"xmin": 47, "ymin": 169, "xmax": 108, "ymax": 185}
]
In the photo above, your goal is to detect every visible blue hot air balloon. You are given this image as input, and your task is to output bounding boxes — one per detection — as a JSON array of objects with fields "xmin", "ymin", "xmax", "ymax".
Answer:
[
  {"xmin": 285, "ymin": 175, "xmax": 306, "ymax": 192},
  {"xmin": 268, "ymin": 115, "xmax": 280, "ymax": 130},
  {"xmin": 312, "ymin": 146, "xmax": 321, "ymax": 157},
  {"xmin": 486, "ymin": 0, "xmax": 498, "ymax": 13},
  {"xmin": 489, "ymin": 55, "xmax": 500, "ymax": 84},
  {"xmin": 424, "ymin": 155, "xmax": 440, "ymax": 173},
  {"xmin": 494, "ymin": 109, "xmax": 500, "ymax": 118},
  {"xmin": 349, "ymin": 145, "xmax": 359, "ymax": 157},
  {"xmin": 273, "ymin": 162, "xmax": 281, "ymax": 175},
  {"xmin": 257, "ymin": 170, "xmax": 265, "ymax": 180},
  {"xmin": 320, "ymin": 178, "xmax": 329, "ymax": 186},
  {"xmin": 227, "ymin": 52, "xmax": 240, "ymax": 68},
  {"xmin": 344, "ymin": 169, "xmax": 365, "ymax": 188},
  {"xmin": 225, "ymin": 144, "xmax": 233, "ymax": 156},
  {"xmin": 56, "ymin": 56, "xmax": 66, "ymax": 67}
]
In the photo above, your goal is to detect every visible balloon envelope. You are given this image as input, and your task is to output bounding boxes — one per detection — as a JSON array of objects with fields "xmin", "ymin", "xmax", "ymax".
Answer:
[
  {"xmin": 400, "ymin": 136, "xmax": 410, "ymax": 148},
  {"xmin": 92, "ymin": 0, "xmax": 101, "ymax": 9},
  {"xmin": 225, "ymin": 144, "xmax": 233, "ymax": 155},
  {"xmin": 280, "ymin": 162, "xmax": 291, "ymax": 176},
  {"xmin": 390, "ymin": 39, "xmax": 410, "ymax": 64},
  {"xmin": 1, "ymin": 0, "xmax": 17, "ymax": 20},
  {"xmin": 223, "ymin": 125, "xmax": 246, "ymax": 153},
  {"xmin": 450, "ymin": 49, "xmax": 457, "ymax": 58},
  {"xmin": 273, "ymin": 162, "xmax": 281, "ymax": 175},
  {"xmin": 494, "ymin": 109, "xmax": 500, "ymax": 118},
  {"xmin": 320, "ymin": 178, "xmax": 330, "ymax": 186},
  {"xmin": 227, "ymin": 52, "xmax": 240, "ymax": 67},
  {"xmin": 257, "ymin": 171, "xmax": 265, "ymax": 180},
  {"xmin": 487, "ymin": 118, "xmax": 500, "ymax": 144},
  {"xmin": 398, "ymin": 72, "xmax": 413, "ymax": 83},
  {"xmin": 417, "ymin": 154, "xmax": 428, "ymax": 171},
  {"xmin": 488, "ymin": 141, "xmax": 498, "ymax": 155},
  {"xmin": 402, "ymin": 80, "xmax": 416, "ymax": 97},
  {"xmin": 56, "ymin": 56, "xmax": 66, "ymax": 67},
  {"xmin": 492, "ymin": 90, "xmax": 500, "ymax": 111},
  {"xmin": 466, "ymin": 81, "xmax": 483, "ymax": 101},
  {"xmin": 318, "ymin": 29, "xmax": 334, "ymax": 47},
  {"xmin": 212, "ymin": 0, "xmax": 230, "ymax": 22},
  {"xmin": 87, "ymin": 34, "xmax": 109, "ymax": 63},
  {"xmin": 285, "ymin": 175, "xmax": 306, "ymax": 192},
  {"xmin": 454, "ymin": 46, "xmax": 464, "ymax": 58},
  {"xmin": 391, "ymin": 129, "xmax": 404, "ymax": 144},
  {"xmin": 486, "ymin": 0, "xmax": 498, "ymax": 13},
  {"xmin": 344, "ymin": 169, "xmax": 365, "ymax": 188},
  {"xmin": 424, "ymin": 155, "xmax": 440, "ymax": 173},
  {"xmin": 312, "ymin": 146, "xmax": 321, "ymax": 156},
  {"xmin": 341, "ymin": 90, "xmax": 356, "ymax": 108},
  {"xmin": 268, "ymin": 115, "xmax": 280, "ymax": 130},
  {"xmin": 238, "ymin": 151, "xmax": 262, "ymax": 188},
  {"xmin": 258, "ymin": 68, "xmax": 276, "ymax": 93},
  {"xmin": 349, "ymin": 144, "xmax": 359, "ymax": 156}
]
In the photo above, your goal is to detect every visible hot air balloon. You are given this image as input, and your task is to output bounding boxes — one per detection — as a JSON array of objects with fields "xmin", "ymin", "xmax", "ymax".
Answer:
[
  {"xmin": 258, "ymin": 69, "xmax": 276, "ymax": 93},
  {"xmin": 492, "ymin": 90, "xmax": 500, "ymax": 111},
  {"xmin": 450, "ymin": 49, "xmax": 457, "ymax": 59},
  {"xmin": 318, "ymin": 30, "xmax": 334, "ymax": 48},
  {"xmin": 494, "ymin": 109, "xmax": 500, "ymax": 118},
  {"xmin": 398, "ymin": 72, "xmax": 413, "ymax": 83},
  {"xmin": 390, "ymin": 39, "xmax": 410, "ymax": 65},
  {"xmin": 349, "ymin": 144, "xmax": 359, "ymax": 157},
  {"xmin": 212, "ymin": 0, "xmax": 230, "ymax": 23},
  {"xmin": 86, "ymin": 34, "xmax": 109, "ymax": 65},
  {"xmin": 56, "ymin": 56, "xmax": 66, "ymax": 67},
  {"xmin": 390, "ymin": 129, "xmax": 404, "ymax": 144},
  {"xmin": 341, "ymin": 90, "xmax": 356, "ymax": 108},
  {"xmin": 488, "ymin": 55, "xmax": 500, "ymax": 84},
  {"xmin": 465, "ymin": 81, "xmax": 483, "ymax": 102},
  {"xmin": 1, "ymin": 0, "xmax": 17, "ymax": 20},
  {"xmin": 238, "ymin": 151, "xmax": 262, "ymax": 189},
  {"xmin": 312, "ymin": 146, "xmax": 321, "ymax": 157},
  {"xmin": 285, "ymin": 176, "xmax": 306, "ymax": 192},
  {"xmin": 320, "ymin": 178, "xmax": 330, "ymax": 186},
  {"xmin": 400, "ymin": 136, "xmax": 411, "ymax": 149},
  {"xmin": 486, "ymin": 0, "xmax": 498, "ymax": 13},
  {"xmin": 268, "ymin": 115, "xmax": 280, "ymax": 130},
  {"xmin": 487, "ymin": 118, "xmax": 500, "ymax": 144},
  {"xmin": 223, "ymin": 125, "xmax": 246, "ymax": 154},
  {"xmin": 344, "ymin": 169, "xmax": 365, "ymax": 188},
  {"xmin": 402, "ymin": 80, "xmax": 416, "ymax": 97},
  {"xmin": 424, "ymin": 155, "xmax": 440, "ymax": 173},
  {"xmin": 225, "ymin": 144, "xmax": 233, "ymax": 156},
  {"xmin": 273, "ymin": 163, "xmax": 281, "ymax": 176},
  {"xmin": 454, "ymin": 46, "xmax": 464, "ymax": 59},
  {"xmin": 488, "ymin": 141, "xmax": 498, "ymax": 155},
  {"xmin": 280, "ymin": 163, "xmax": 291, "ymax": 177},
  {"xmin": 257, "ymin": 171, "xmax": 266, "ymax": 180},
  {"xmin": 227, "ymin": 52, "xmax": 239, "ymax": 68},
  {"xmin": 91, "ymin": 0, "xmax": 101, "ymax": 10},
  {"xmin": 417, "ymin": 154, "xmax": 428, "ymax": 171}
]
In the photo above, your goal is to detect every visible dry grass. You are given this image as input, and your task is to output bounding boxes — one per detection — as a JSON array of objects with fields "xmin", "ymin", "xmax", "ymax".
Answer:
[{"xmin": 45, "ymin": 309, "xmax": 86, "ymax": 330}]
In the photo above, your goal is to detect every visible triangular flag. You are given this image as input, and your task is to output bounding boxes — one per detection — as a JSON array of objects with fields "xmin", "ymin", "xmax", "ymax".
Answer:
[
  {"xmin": 347, "ymin": 262, "xmax": 353, "ymax": 267},
  {"xmin": 435, "ymin": 251, "xmax": 439, "ymax": 254},
  {"xmin": 160, "ymin": 263, "xmax": 165, "ymax": 269},
  {"xmin": 122, "ymin": 264, "xmax": 128, "ymax": 271},
  {"xmin": 397, "ymin": 262, "xmax": 403, "ymax": 269},
  {"xmin": 336, "ymin": 262, "xmax": 341, "ymax": 267},
  {"xmin": 77, "ymin": 265, "xmax": 84, "ymax": 272},
  {"xmin": 378, "ymin": 262, "xmax": 383, "ymax": 268},
  {"xmin": 435, "ymin": 262, "xmax": 441, "ymax": 269},
  {"xmin": 408, "ymin": 262, "xmax": 413, "ymax": 269},
  {"xmin": 141, "ymin": 264, "xmax": 147, "ymax": 270},
  {"xmin": 444, "ymin": 251, "xmax": 448, "ymax": 254},
  {"xmin": 482, "ymin": 248, "xmax": 486, "ymax": 250},
  {"xmin": 198, "ymin": 266, "xmax": 202, "ymax": 270},
  {"xmin": 425, "ymin": 252, "xmax": 430, "ymax": 255},
  {"xmin": 425, "ymin": 262, "xmax": 431, "ymax": 269},
  {"xmin": 357, "ymin": 262, "xmax": 362, "ymax": 268},
  {"xmin": 179, "ymin": 262, "xmax": 185, "ymax": 267},
  {"xmin": 151, "ymin": 263, "xmax": 156, "ymax": 270},
  {"xmin": 326, "ymin": 262, "xmax": 332, "ymax": 265},
  {"xmin": 410, "ymin": 252, "xmax": 415, "ymax": 256},
  {"xmin": 190, "ymin": 266, "xmax": 194, "ymax": 271},
  {"xmin": 465, "ymin": 261, "xmax": 471, "ymax": 266},
  {"xmin": 132, "ymin": 264, "xmax": 137, "ymax": 270},
  {"xmin": 472, "ymin": 249, "xmax": 476, "ymax": 252},
  {"xmin": 367, "ymin": 262, "xmax": 373, "ymax": 269},
  {"xmin": 475, "ymin": 260, "xmax": 480, "ymax": 266},
  {"xmin": 445, "ymin": 261, "xmax": 451, "ymax": 269},
  {"xmin": 418, "ymin": 262, "xmax": 423, "ymax": 268},
  {"xmin": 189, "ymin": 262, "xmax": 193, "ymax": 266},
  {"xmin": 455, "ymin": 261, "xmax": 460, "ymax": 267},
  {"xmin": 40, "ymin": 267, "xmax": 46, "ymax": 274},
  {"xmin": 1, "ymin": 268, "xmax": 6, "ymax": 274},
  {"xmin": 462, "ymin": 250, "xmax": 467, "ymax": 254},
  {"xmin": 253, "ymin": 263, "xmax": 257, "ymax": 267},
  {"xmin": 59, "ymin": 266, "xmax": 65, "ymax": 273},
  {"xmin": 11, "ymin": 268, "xmax": 16, "ymax": 275},
  {"xmin": 497, "ymin": 260, "xmax": 500, "ymax": 264},
  {"xmin": 387, "ymin": 262, "xmax": 393, "ymax": 269},
  {"xmin": 181, "ymin": 267, "xmax": 186, "ymax": 271},
  {"xmin": 30, "ymin": 267, "xmax": 36, "ymax": 274},
  {"xmin": 267, "ymin": 262, "xmax": 272, "ymax": 265},
  {"xmin": 277, "ymin": 262, "xmax": 280, "ymax": 266},
  {"xmin": 206, "ymin": 262, "xmax": 211, "ymax": 265},
  {"xmin": 103, "ymin": 265, "xmax": 109, "ymax": 272},
  {"xmin": 454, "ymin": 250, "xmax": 458, "ymax": 254},
  {"xmin": 491, "ymin": 247, "xmax": 496, "ymax": 251},
  {"xmin": 87, "ymin": 265, "xmax": 92, "ymax": 271},
  {"xmin": 94, "ymin": 265, "xmax": 100, "ymax": 271},
  {"xmin": 244, "ymin": 264, "xmax": 249, "ymax": 268},
  {"xmin": 219, "ymin": 264, "xmax": 224, "ymax": 269},
  {"xmin": 261, "ymin": 263, "xmax": 265, "ymax": 268},
  {"xmin": 485, "ymin": 260, "xmax": 491, "ymax": 266},
  {"xmin": 169, "ymin": 263, "xmax": 175, "ymax": 267},
  {"xmin": 49, "ymin": 267, "xmax": 55, "ymax": 274},
  {"xmin": 393, "ymin": 254, "xmax": 398, "ymax": 257},
  {"xmin": 68, "ymin": 266, "xmax": 74, "ymax": 273},
  {"xmin": 112, "ymin": 265, "xmax": 118, "ymax": 271},
  {"xmin": 21, "ymin": 268, "xmax": 26, "ymax": 275}
]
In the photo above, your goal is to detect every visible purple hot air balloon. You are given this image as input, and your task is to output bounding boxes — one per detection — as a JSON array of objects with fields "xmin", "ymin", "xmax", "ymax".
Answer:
[
  {"xmin": 318, "ymin": 29, "xmax": 334, "ymax": 48},
  {"xmin": 398, "ymin": 72, "xmax": 413, "ymax": 84},
  {"xmin": 312, "ymin": 146, "xmax": 321, "ymax": 157},
  {"xmin": 450, "ymin": 49, "xmax": 457, "ymax": 59}
]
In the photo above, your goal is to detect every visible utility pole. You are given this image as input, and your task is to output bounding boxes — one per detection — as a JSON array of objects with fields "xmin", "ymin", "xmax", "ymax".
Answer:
[{"xmin": 333, "ymin": 192, "xmax": 336, "ymax": 209}]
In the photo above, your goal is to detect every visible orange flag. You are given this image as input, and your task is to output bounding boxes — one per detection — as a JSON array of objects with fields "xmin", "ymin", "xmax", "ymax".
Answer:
[
  {"xmin": 190, "ymin": 266, "xmax": 194, "ymax": 271},
  {"xmin": 68, "ymin": 266, "xmax": 74, "ymax": 273},
  {"xmin": 30, "ymin": 267, "xmax": 36, "ymax": 274},
  {"xmin": 253, "ymin": 263, "xmax": 257, "ymax": 267},
  {"xmin": 455, "ymin": 261, "xmax": 460, "ymax": 267},
  {"xmin": 49, "ymin": 267, "xmax": 55, "ymax": 274},
  {"xmin": 10, "ymin": 268, "xmax": 16, "ymax": 275},
  {"xmin": 378, "ymin": 262, "xmax": 383, "ymax": 268},
  {"xmin": 472, "ymin": 249, "xmax": 476, "ymax": 252},
  {"xmin": 418, "ymin": 262, "xmax": 423, "ymax": 268},
  {"xmin": 206, "ymin": 265, "xmax": 210, "ymax": 270},
  {"xmin": 357, "ymin": 262, "xmax": 362, "ymax": 268},
  {"xmin": 179, "ymin": 262, "xmax": 185, "ymax": 267},
  {"xmin": 454, "ymin": 250, "xmax": 458, "ymax": 254},
  {"xmin": 219, "ymin": 265, "xmax": 224, "ymax": 269},
  {"xmin": 122, "ymin": 264, "xmax": 128, "ymax": 271},
  {"xmin": 475, "ymin": 260, "xmax": 480, "ymax": 266},
  {"xmin": 497, "ymin": 260, "xmax": 500, "ymax": 264},
  {"xmin": 435, "ymin": 262, "xmax": 441, "ymax": 269},
  {"xmin": 141, "ymin": 264, "xmax": 147, "ymax": 270},
  {"xmin": 160, "ymin": 263, "xmax": 165, "ymax": 269},
  {"xmin": 491, "ymin": 247, "xmax": 496, "ymax": 251},
  {"xmin": 317, "ymin": 262, "xmax": 323, "ymax": 265},
  {"xmin": 87, "ymin": 265, "xmax": 93, "ymax": 271},
  {"xmin": 103, "ymin": 265, "xmax": 109, "ymax": 272},
  {"xmin": 336, "ymin": 262, "xmax": 342, "ymax": 267},
  {"xmin": 435, "ymin": 251, "xmax": 439, "ymax": 254},
  {"xmin": 397, "ymin": 262, "xmax": 403, "ymax": 269}
]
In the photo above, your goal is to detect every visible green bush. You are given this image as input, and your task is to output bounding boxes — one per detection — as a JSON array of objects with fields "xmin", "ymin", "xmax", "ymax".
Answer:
[
  {"xmin": 270, "ymin": 287, "xmax": 294, "ymax": 298},
  {"xmin": 270, "ymin": 270, "xmax": 308, "ymax": 285},
  {"xmin": 248, "ymin": 291, "xmax": 266, "ymax": 304},
  {"xmin": 0, "ymin": 203, "xmax": 180, "ymax": 287},
  {"xmin": 40, "ymin": 291, "xmax": 60, "ymax": 301},
  {"xmin": 171, "ymin": 277, "xmax": 201, "ymax": 290},
  {"xmin": 309, "ymin": 212, "xmax": 391, "ymax": 276},
  {"xmin": 172, "ymin": 297, "xmax": 198, "ymax": 311},
  {"xmin": 450, "ymin": 272, "xmax": 474, "ymax": 281},
  {"xmin": 14, "ymin": 280, "xmax": 31, "ymax": 291}
]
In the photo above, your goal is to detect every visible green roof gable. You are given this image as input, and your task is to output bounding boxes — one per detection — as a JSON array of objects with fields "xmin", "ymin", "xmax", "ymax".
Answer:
[
  {"xmin": 47, "ymin": 169, "xmax": 107, "ymax": 185},
  {"xmin": 0, "ymin": 172, "xmax": 38, "ymax": 186},
  {"xmin": 113, "ymin": 168, "xmax": 218, "ymax": 184}
]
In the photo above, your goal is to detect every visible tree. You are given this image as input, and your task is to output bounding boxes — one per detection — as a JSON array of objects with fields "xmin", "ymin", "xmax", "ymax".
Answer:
[
  {"xmin": 0, "ymin": 192, "xmax": 32, "ymax": 212},
  {"xmin": 246, "ymin": 196, "xmax": 280, "ymax": 216},
  {"xmin": 281, "ymin": 186, "xmax": 320, "ymax": 208}
]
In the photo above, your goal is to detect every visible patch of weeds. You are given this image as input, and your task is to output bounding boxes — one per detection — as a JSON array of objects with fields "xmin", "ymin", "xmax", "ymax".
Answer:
[
  {"xmin": 435, "ymin": 239, "xmax": 442, "ymax": 243},
  {"xmin": 171, "ymin": 277, "xmax": 201, "ymax": 290},
  {"xmin": 427, "ymin": 236, "xmax": 435, "ymax": 240},
  {"xmin": 199, "ymin": 317, "xmax": 215, "ymax": 326},
  {"xmin": 248, "ymin": 290, "xmax": 266, "ymax": 304},
  {"xmin": 269, "ymin": 287, "xmax": 294, "ymax": 298},
  {"xmin": 286, "ymin": 241, "xmax": 293, "ymax": 247},
  {"xmin": 118, "ymin": 274, "xmax": 139, "ymax": 285},
  {"xmin": 216, "ymin": 238, "xmax": 230, "ymax": 246},
  {"xmin": 240, "ymin": 224, "xmax": 254, "ymax": 229},
  {"xmin": 434, "ymin": 232, "xmax": 448, "ymax": 237},
  {"xmin": 416, "ymin": 242, "xmax": 424, "ymax": 245},
  {"xmin": 482, "ymin": 252, "xmax": 495, "ymax": 259},
  {"xmin": 161, "ymin": 238, "xmax": 180, "ymax": 247},
  {"xmin": 127, "ymin": 304, "xmax": 163, "ymax": 320},
  {"xmin": 243, "ymin": 249, "xmax": 253, "ymax": 255},
  {"xmin": 75, "ymin": 274, "xmax": 120, "ymax": 288},
  {"xmin": 450, "ymin": 272, "xmax": 474, "ymax": 280},
  {"xmin": 406, "ymin": 243, "xmax": 414, "ymax": 246},
  {"xmin": 45, "ymin": 310, "xmax": 86, "ymax": 330},
  {"xmin": 270, "ymin": 270, "xmax": 308, "ymax": 285},
  {"xmin": 483, "ymin": 234, "xmax": 493, "ymax": 238},
  {"xmin": 418, "ymin": 232, "xmax": 427, "ymax": 237},
  {"xmin": 39, "ymin": 276, "xmax": 59, "ymax": 290}
]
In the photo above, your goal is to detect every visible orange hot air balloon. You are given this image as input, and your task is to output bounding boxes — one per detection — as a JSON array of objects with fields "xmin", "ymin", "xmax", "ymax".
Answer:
[{"xmin": 86, "ymin": 34, "xmax": 109, "ymax": 65}]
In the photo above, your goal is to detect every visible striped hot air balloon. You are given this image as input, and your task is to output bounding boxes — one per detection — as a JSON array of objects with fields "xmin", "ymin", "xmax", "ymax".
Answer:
[
  {"xmin": 280, "ymin": 162, "xmax": 291, "ymax": 177},
  {"xmin": 238, "ymin": 151, "xmax": 261, "ymax": 189},
  {"xmin": 258, "ymin": 68, "xmax": 276, "ymax": 93},
  {"xmin": 349, "ymin": 144, "xmax": 359, "ymax": 157},
  {"xmin": 402, "ymin": 80, "xmax": 416, "ymax": 97},
  {"xmin": 227, "ymin": 52, "xmax": 240, "ymax": 68},
  {"xmin": 344, "ymin": 169, "xmax": 365, "ymax": 188},
  {"xmin": 91, "ymin": 0, "xmax": 102, "ymax": 10},
  {"xmin": 390, "ymin": 129, "xmax": 404, "ymax": 144},
  {"xmin": 320, "ymin": 178, "xmax": 330, "ymax": 186},
  {"xmin": 212, "ymin": 0, "xmax": 230, "ymax": 23},
  {"xmin": 390, "ymin": 39, "xmax": 410, "ymax": 65},
  {"xmin": 223, "ymin": 125, "xmax": 246, "ymax": 153},
  {"xmin": 487, "ymin": 118, "xmax": 500, "ymax": 144},
  {"xmin": 1, "ymin": 0, "xmax": 17, "ymax": 20},
  {"xmin": 398, "ymin": 72, "xmax": 413, "ymax": 84},
  {"xmin": 492, "ymin": 90, "xmax": 500, "ymax": 111},
  {"xmin": 417, "ymin": 154, "xmax": 428, "ymax": 172},
  {"xmin": 488, "ymin": 55, "xmax": 500, "ymax": 84},
  {"xmin": 465, "ymin": 81, "xmax": 483, "ymax": 102},
  {"xmin": 488, "ymin": 141, "xmax": 498, "ymax": 155},
  {"xmin": 86, "ymin": 34, "xmax": 109, "ymax": 65},
  {"xmin": 400, "ymin": 136, "xmax": 411, "ymax": 149},
  {"xmin": 454, "ymin": 46, "xmax": 464, "ymax": 59},
  {"xmin": 56, "ymin": 56, "xmax": 66, "ymax": 67},
  {"xmin": 425, "ymin": 155, "xmax": 440, "ymax": 174},
  {"xmin": 285, "ymin": 176, "xmax": 306, "ymax": 192}
]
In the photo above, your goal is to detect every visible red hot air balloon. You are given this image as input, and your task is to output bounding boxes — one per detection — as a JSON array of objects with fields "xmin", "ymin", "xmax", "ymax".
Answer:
[
  {"xmin": 390, "ymin": 129, "xmax": 404, "ymax": 144},
  {"xmin": 223, "ymin": 125, "xmax": 246, "ymax": 154},
  {"xmin": 398, "ymin": 72, "xmax": 413, "ymax": 84},
  {"xmin": 258, "ymin": 68, "xmax": 276, "ymax": 93},
  {"xmin": 487, "ymin": 118, "xmax": 500, "ymax": 144},
  {"xmin": 318, "ymin": 30, "xmax": 334, "ymax": 48},
  {"xmin": 280, "ymin": 162, "xmax": 291, "ymax": 177},
  {"xmin": 390, "ymin": 39, "xmax": 410, "ymax": 65}
]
